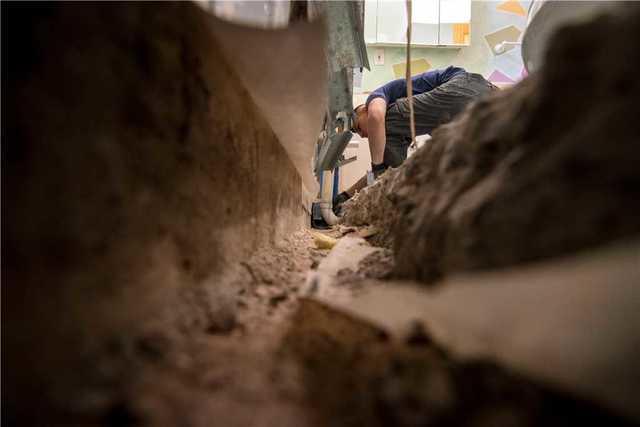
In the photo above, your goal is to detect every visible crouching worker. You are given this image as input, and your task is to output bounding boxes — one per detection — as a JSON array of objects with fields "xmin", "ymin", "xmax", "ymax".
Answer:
[{"xmin": 333, "ymin": 66, "xmax": 496, "ymax": 214}]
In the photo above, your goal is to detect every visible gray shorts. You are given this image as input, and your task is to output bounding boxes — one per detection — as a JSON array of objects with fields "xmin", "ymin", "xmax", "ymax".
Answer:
[{"xmin": 383, "ymin": 72, "xmax": 495, "ymax": 167}]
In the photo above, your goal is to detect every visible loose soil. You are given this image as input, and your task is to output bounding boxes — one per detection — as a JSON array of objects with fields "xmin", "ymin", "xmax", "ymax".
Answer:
[{"xmin": 108, "ymin": 230, "xmax": 321, "ymax": 427}]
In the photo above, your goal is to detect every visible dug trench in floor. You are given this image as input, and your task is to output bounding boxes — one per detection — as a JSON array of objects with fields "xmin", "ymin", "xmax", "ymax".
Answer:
[{"xmin": 3, "ymin": 2, "xmax": 640, "ymax": 426}]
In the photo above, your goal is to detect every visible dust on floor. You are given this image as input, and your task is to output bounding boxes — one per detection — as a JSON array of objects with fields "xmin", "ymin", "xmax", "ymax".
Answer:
[
  {"xmin": 108, "ymin": 229, "xmax": 335, "ymax": 427},
  {"xmin": 32, "ymin": 226, "xmax": 636, "ymax": 427},
  {"xmin": 108, "ymin": 227, "xmax": 394, "ymax": 427}
]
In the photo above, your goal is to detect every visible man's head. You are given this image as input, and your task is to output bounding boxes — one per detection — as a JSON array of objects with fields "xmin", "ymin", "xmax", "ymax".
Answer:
[{"xmin": 352, "ymin": 104, "xmax": 369, "ymax": 138}]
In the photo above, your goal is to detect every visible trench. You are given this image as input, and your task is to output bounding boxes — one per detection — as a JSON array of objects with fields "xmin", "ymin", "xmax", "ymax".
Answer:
[{"xmin": 3, "ymin": 2, "xmax": 640, "ymax": 427}]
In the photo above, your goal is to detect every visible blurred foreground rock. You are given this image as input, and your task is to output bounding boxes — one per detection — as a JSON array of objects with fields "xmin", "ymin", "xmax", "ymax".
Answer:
[
  {"xmin": 2, "ymin": 2, "xmax": 319, "ymax": 423},
  {"xmin": 287, "ymin": 240, "xmax": 639, "ymax": 426}
]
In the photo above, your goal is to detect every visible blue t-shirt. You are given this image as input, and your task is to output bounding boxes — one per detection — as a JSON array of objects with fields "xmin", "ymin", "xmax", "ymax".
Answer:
[{"xmin": 365, "ymin": 66, "xmax": 465, "ymax": 107}]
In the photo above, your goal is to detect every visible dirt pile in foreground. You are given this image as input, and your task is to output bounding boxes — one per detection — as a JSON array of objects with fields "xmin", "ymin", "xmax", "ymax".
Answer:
[
  {"xmin": 287, "ymin": 317, "xmax": 634, "ymax": 427},
  {"xmin": 285, "ymin": 238, "xmax": 638, "ymax": 427},
  {"xmin": 2, "ymin": 2, "xmax": 304, "ymax": 423},
  {"xmin": 342, "ymin": 6, "xmax": 640, "ymax": 283}
]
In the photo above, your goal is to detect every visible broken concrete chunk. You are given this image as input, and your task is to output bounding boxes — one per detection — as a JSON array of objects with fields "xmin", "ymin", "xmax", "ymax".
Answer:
[
  {"xmin": 326, "ymin": 241, "xmax": 640, "ymax": 422},
  {"xmin": 287, "ymin": 273, "xmax": 634, "ymax": 426}
]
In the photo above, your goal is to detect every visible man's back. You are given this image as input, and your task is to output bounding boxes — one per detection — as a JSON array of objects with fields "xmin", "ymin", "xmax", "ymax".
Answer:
[{"xmin": 366, "ymin": 65, "xmax": 465, "ymax": 107}]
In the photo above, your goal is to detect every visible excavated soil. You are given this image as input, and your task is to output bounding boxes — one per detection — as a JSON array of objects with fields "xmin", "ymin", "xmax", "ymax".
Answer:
[
  {"xmin": 287, "ymin": 318, "xmax": 635, "ymax": 427},
  {"xmin": 341, "ymin": 171, "xmax": 404, "ymax": 248},
  {"xmin": 342, "ymin": 6, "xmax": 640, "ymax": 283},
  {"xmin": 2, "ymin": 2, "xmax": 305, "ymax": 423},
  {"xmin": 283, "ymin": 238, "xmax": 635, "ymax": 427},
  {"xmin": 101, "ymin": 231, "xmax": 320, "ymax": 427}
]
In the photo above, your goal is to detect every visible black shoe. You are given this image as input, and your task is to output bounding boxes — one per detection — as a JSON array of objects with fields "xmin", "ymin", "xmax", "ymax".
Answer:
[
  {"xmin": 311, "ymin": 202, "xmax": 331, "ymax": 229},
  {"xmin": 332, "ymin": 191, "xmax": 351, "ymax": 215}
]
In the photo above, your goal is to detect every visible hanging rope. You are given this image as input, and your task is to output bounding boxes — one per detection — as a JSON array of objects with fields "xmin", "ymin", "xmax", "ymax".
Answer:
[{"xmin": 405, "ymin": 0, "xmax": 417, "ymax": 149}]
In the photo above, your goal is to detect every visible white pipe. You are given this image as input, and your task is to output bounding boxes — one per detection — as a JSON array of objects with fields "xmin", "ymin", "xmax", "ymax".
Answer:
[
  {"xmin": 494, "ymin": 41, "xmax": 522, "ymax": 55},
  {"xmin": 319, "ymin": 170, "xmax": 339, "ymax": 226},
  {"xmin": 319, "ymin": 201, "xmax": 340, "ymax": 226}
]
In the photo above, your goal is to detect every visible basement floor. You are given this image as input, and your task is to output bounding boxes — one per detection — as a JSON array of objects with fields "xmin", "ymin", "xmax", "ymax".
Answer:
[
  {"xmin": 96, "ymin": 228, "xmax": 397, "ymax": 427},
  {"xmin": 108, "ymin": 229, "xmax": 327, "ymax": 427},
  {"xmin": 94, "ymin": 228, "xmax": 633, "ymax": 427}
]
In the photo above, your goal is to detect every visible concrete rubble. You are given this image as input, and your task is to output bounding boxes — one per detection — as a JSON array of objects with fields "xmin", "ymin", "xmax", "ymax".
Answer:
[
  {"xmin": 294, "ymin": 240, "xmax": 640, "ymax": 423},
  {"xmin": 287, "ymin": 251, "xmax": 637, "ymax": 426}
]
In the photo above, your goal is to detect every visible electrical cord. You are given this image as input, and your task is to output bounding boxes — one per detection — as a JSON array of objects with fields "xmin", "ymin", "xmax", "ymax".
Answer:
[{"xmin": 405, "ymin": 0, "xmax": 417, "ymax": 150}]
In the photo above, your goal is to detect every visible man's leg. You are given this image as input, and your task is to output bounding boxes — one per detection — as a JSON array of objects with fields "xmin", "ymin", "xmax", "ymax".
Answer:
[
  {"xmin": 386, "ymin": 72, "xmax": 494, "ymax": 139},
  {"xmin": 380, "ymin": 101, "xmax": 415, "ymax": 170},
  {"xmin": 383, "ymin": 135, "xmax": 411, "ymax": 168}
]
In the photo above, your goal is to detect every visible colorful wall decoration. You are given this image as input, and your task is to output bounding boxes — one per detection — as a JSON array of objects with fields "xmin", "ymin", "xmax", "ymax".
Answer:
[
  {"xmin": 392, "ymin": 58, "xmax": 432, "ymax": 79},
  {"xmin": 484, "ymin": 25, "xmax": 522, "ymax": 55},
  {"xmin": 453, "ymin": 23, "xmax": 471, "ymax": 44},
  {"xmin": 487, "ymin": 69, "xmax": 515, "ymax": 84},
  {"xmin": 359, "ymin": 1, "xmax": 531, "ymax": 92},
  {"xmin": 496, "ymin": 0, "xmax": 527, "ymax": 17}
]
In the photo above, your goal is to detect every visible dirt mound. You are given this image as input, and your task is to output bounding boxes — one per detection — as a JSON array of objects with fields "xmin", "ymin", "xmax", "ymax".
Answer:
[
  {"xmin": 342, "ymin": 6, "xmax": 640, "ymax": 283},
  {"xmin": 341, "ymin": 168, "xmax": 403, "ymax": 248},
  {"xmin": 287, "ymin": 291, "xmax": 635, "ymax": 427}
]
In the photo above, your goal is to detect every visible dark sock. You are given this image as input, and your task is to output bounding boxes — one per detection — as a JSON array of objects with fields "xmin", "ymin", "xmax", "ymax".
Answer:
[
  {"xmin": 371, "ymin": 162, "xmax": 388, "ymax": 178},
  {"xmin": 332, "ymin": 191, "xmax": 351, "ymax": 215},
  {"xmin": 333, "ymin": 191, "xmax": 351, "ymax": 205}
]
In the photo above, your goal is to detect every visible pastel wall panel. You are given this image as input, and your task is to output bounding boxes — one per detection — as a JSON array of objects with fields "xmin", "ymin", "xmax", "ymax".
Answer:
[
  {"xmin": 488, "ymin": 68, "xmax": 515, "ymax": 83},
  {"xmin": 494, "ymin": 48, "xmax": 525, "ymax": 79},
  {"xmin": 484, "ymin": 25, "xmax": 522, "ymax": 54},
  {"xmin": 360, "ymin": 1, "xmax": 531, "ymax": 92},
  {"xmin": 496, "ymin": 0, "xmax": 527, "ymax": 17},
  {"xmin": 392, "ymin": 58, "xmax": 432, "ymax": 79},
  {"xmin": 453, "ymin": 23, "xmax": 471, "ymax": 44}
]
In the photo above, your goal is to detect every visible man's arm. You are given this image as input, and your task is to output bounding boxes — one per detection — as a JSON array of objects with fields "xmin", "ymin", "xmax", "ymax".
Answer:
[{"xmin": 367, "ymin": 98, "xmax": 387, "ymax": 165}]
